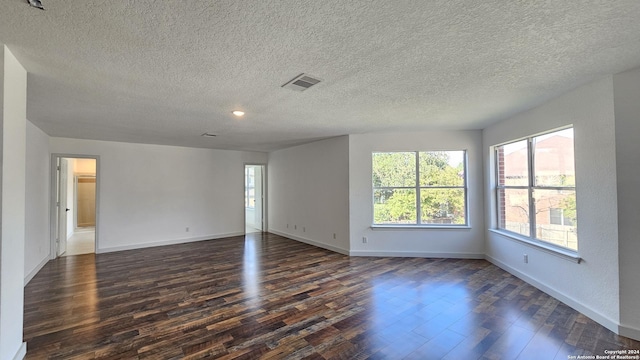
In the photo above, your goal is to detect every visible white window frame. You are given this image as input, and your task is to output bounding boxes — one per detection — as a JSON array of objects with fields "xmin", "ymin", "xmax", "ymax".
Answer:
[
  {"xmin": 372, "ymin": 150, "xmax": 469, "ymax": 228},
  {"xmin": 493, "ymin": 126, "xmax": 579, "ymax": 258}
]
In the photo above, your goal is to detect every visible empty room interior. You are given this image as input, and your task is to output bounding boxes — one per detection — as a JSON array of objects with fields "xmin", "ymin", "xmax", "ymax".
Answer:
[{"xmin": 1, "ymin": 1, "xmax": 640, "ymax": 359}]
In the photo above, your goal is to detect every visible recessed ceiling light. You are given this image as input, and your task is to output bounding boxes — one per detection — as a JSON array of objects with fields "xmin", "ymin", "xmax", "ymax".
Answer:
[{"xmin": 232, "ymin": 110, "xmax": 245, "ymax": 117}]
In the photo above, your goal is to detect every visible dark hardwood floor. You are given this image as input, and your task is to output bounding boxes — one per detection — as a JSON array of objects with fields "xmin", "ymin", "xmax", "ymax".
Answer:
[{"xmin": 24, "ymin": 233, "xmax": 639, "ymax": 359}]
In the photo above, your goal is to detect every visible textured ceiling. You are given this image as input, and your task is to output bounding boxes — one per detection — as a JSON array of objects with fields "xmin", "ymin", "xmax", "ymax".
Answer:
[{"xmin": 1, "ymin": 0, "xmax": 640, "ymax": 151}]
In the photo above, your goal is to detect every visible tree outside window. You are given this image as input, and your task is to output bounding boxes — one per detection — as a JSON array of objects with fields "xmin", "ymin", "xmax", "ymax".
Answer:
[{"xmin": 372, "ymin": 151, "xmax": 467, "ymax": 226}]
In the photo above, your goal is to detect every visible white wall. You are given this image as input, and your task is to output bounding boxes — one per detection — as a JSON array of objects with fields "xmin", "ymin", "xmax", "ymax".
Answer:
[
  {"xmin": 50, "ymin": 137, "xmax": 267, "ymax": 253},
  {"xmin": 25, "ymin": 121, "xmax": 50, "ymax": 284},
  {"xmin": 268, "ymin": 136, "xmax": 350, "ymax": 254},
  {"xmin": 483, "ymin": 77, "xmax": 620, "ymax": 332},
  {"xmin": 613, "ymin": 67, "xmax": 640, "ymax": 339},
  {"xmin": 0, "ymin": 45, "xmax": 28, "ymax": 360},
  {"xmin": 348, "ymin": 130, "xmax": 485, "ymax": 257}
]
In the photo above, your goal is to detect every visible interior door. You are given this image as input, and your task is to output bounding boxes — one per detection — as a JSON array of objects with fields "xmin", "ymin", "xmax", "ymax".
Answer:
[{"xmin": 57, "ymin": 158, "xmax": 68, "ymax": 256}]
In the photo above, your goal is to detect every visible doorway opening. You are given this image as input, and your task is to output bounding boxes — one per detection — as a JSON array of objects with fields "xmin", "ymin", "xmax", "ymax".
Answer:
[
  {"xmin": 244, "ymin": 164, "xmax": 266, "ymax": 234},
  {"xmin": 51, "ymin": 156, "xmax": 99, "ymax": 257}
]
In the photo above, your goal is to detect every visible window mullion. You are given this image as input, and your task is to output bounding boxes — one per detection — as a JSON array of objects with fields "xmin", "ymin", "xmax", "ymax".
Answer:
[
  {"xmin": 495, "ymin": 147, "xmax": 501, "ymax": 227},
  {"xmin": 415, "ymin": 152, "xmax": 421, "ymax": 225},
  {"xmin": 528, "ymin": 138, "xmax": 536, "ymax": 239}
]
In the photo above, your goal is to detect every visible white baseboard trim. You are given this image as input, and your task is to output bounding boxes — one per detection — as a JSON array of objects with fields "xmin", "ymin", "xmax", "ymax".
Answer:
[
  {"xmin": 268, "ymin": 229, "xmax": 349, "ymax": 256},
  {"xmin": 485, "ymin": 254, "xmax": 620, "ymax": 335},
  {"xmin": 619, "ymin": 324, "xmax": 640, "ymax": 341},
  {"xmin": 97, "ymin": 232, "xmax": 246, "ymax": 254},
  {"xmin": 24, "ymin": 255, "xmax": 50, "ymax": 286},
  {"xmin": 350, "ymin": 250, "xmax": 484, "ymax": 258},
  {"xmin": 12, "ymin": 342, "xmax": 27, "ymax": 360}
]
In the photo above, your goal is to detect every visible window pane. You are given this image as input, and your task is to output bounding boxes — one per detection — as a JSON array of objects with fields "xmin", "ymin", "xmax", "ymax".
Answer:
[
  {"xmin": 419, "ymin": 151, "xmax": 465, "ymax": 187},
  {"xmin": 534, "ymin": 189, "xmax": 577, "ymax": 250},
  {"xmin": 247, "ymin": 188, "xmax": 255, "ymax": 208},
  {"xmin": 372, "ymin": 152, "xmax": 416, "ymax": 187},
  {"xmin": 420, "ymin": 188, "xmax": 466, "ymax": 224},
  {"xmin": 498, "ymin": 188, "xmax": 530, "ymax": 236},
  {"xmin": 373, "ymin": 189, "xmax": 417, "ymax": 224},
  {"xmin": 549, "ymin": 208, "xmax": 562, "ymax": 225},
  {"xmin": 533, "ymin": 128, "xmax": 575, "ymax": 187},
  {"xmin": 497, "ymin": 140, "xmax": 529, "ymax": 186}
]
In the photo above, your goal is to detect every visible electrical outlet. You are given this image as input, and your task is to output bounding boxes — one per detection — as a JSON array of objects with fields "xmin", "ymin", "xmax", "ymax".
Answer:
[
  {"xmin": 523, "ymin": 254, "xmax": 528, "ymax": 264},
  {"xmin": 333, "ymin": 233, "xmax": 336, "ymax": 239},
  {"xmin": 303, "ymin": 227, "xmax": 306, "ymax": 232},
  {"xmin": 186, "ymin": 227, "xmax": 189, "ymax": 232},
  {"xmin": 286, "ymin": 224, "xmax": 289, "ymax": 228},
  {"xmin": 362, "ymin": 236, "xmax": 368, "ymax": 244},
  {"xmin": 294, "ymin": 225, "xmax": 297, "ymax": 230}
]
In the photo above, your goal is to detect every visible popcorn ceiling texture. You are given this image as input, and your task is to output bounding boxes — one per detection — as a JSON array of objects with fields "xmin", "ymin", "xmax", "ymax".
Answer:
[{"xmin": 1, "ymin": 0, "xmax": 640, "ymax": 151}]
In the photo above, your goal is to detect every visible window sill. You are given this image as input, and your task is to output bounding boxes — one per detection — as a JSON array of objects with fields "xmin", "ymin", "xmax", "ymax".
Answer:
[
  {"xmin": 371, "ymin": 225, "xmax": 471, "ymax": 230},
  {"xmin": 488, "ymin": 229, "xmax": 582, "ymax": 263}
]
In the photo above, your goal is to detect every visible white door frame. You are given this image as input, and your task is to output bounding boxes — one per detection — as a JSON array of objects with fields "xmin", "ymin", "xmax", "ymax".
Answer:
[
  {"xmin": 50, "ymin": 154, "xmax": 100, "ymax": 258},
  {"xmin": 57, "ymin": 158, "xmax": 69, "ymax": 256},
  {"xmin": 244, "ymin": 163, "xmax": 267, "ymax": 233}
]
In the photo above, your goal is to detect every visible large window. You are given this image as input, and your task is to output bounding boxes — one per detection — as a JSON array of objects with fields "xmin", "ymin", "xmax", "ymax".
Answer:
[
  {"xmin": 495, "ymin": 127, "xmax": 577, "ymax": 250},
  {"xmin": 372, "ymin": 151, "xmax": 467, "ymax": 226}
]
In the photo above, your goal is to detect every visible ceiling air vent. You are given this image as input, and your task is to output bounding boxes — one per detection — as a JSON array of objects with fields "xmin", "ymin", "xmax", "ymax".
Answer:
[{"xmin": 282, "ymin": 73, "xmax": 322, "ymax": 92}]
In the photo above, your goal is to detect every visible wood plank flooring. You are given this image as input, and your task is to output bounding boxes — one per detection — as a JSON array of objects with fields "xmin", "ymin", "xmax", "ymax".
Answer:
[{"xmin": 24, "ymin": 233, "xmax": 640, "ymax": 359}]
